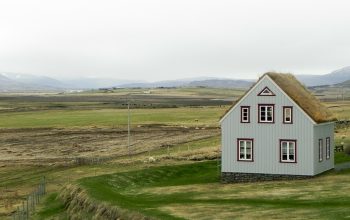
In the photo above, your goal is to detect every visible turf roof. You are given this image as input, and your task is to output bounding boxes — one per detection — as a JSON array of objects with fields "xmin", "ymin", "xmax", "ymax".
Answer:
[{"xmin": 221, "ymin": 72, "xmax": 336, "ymax": 123}]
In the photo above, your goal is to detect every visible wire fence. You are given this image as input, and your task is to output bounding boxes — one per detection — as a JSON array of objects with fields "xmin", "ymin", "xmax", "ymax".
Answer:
[{"xmin": 12, "ymin": 177, "xmax": 46, "ymax": 220}]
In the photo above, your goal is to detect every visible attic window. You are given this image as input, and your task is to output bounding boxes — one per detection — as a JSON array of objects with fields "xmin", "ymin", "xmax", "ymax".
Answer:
[
  {"xmin": 240, "ymin": 106, "xmax": 250, "ymax": 123},
  {"xmin": 283, "ymin": 106, "xmax": 293, "ymax": 124},
  {"xmin": 258, "ymin": 87, "xmax": 275, "ymax": 96}
]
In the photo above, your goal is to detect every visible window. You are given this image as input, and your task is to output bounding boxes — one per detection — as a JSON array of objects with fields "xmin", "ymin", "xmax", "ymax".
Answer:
[
  {"xmin": 237, "ymin": 139, "xmax": 253, "ymax": 161},
  {"xmin": 258, "ymin": 86, "xmax": 275, "ymax": 96},
  {"xmin": 258, "ymin": 104, "xmax": 274, "ymax": 123},
  {"xmin": 319, "ymin": 139, "xmax": 323, "ymax": 162},
  {"xmin": 280, "ymin": 140, "xmax": 296, "ymax": 163},
  {"xmin": 240, "ymin": 106, "xmax": 250, "ymax": 123},
  {"xmin": 283, "ymin": 106, "xmax": 293, "ymax": 124},
  {"xmin": 326, "ymin": 137, "xmax": 330, "ymax": 160}
]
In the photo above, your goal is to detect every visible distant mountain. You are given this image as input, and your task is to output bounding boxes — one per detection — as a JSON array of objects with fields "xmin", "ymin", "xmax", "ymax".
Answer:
[
  {"xmin": 1, "ymin": 66, "xmax": 350, "ymax": 91},
  {"xmin": 119, "ymin": 77, "xmax": 253, "ymax": 89},
  {"xmin": 63, "ymin": 78, "xmax": 144, "ymax": 89},
  {"xmin": 0, "ymin": 74, "xmax": 48, "ymax": 91},
  {"xmin": 1, "ymin": 72, "xmax": 67, "ymax": 88},
  {"xmin": 120, "ymin": 80, "xmax": 191, "ymax": 88},
  {"xmin": 188, "ymin": 79, "xmax": 253, "ymax": 88},
  {"xmin": 335, "ymin": 79, "xmax": 350, "ymax": 87},
  {"xmin": 296, "ymin": 66, "xmax": 350, "ymax": 86}
]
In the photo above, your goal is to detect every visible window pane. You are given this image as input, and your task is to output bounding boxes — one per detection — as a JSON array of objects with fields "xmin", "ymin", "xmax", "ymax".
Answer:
[
  {"xmin": 282, "ymin": 142, "xmax": 287, "ymax": 153},
  {"xmin": 240, "ymin": 140, "xmax": 245, "ymax": 159},
  {"xmin": 284, "ymin": 108, "xmax": 292, "ymax": 122},
  {"xmin": 282, "ymin": 145, "xmax": 288, "ymax": 161},
  {"xmin": 289, "ymin": 143, "xmax": 295, "ymax": 154},
  {"xmin": 246, "ymin": 141, "xmax": 251, "ymax": 148},
  {"xmin": 267, "ymin": 114, "xmax": 272, "ymax": 121},
  {"xmin": 285, "ymin": 108, "xmax": 291, "ymax": 117},
  {"xmin": 240, "ymin": 146, "xmax": 245, "ymax": 153},
  {"xmin": 239, "ymin": 141, "xmax": 244, "ymax": 146}
]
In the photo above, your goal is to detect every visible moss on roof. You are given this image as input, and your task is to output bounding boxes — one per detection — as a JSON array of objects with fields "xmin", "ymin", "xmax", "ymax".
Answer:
[
  {"xmin": 221, "ymin": 72, "xmax": 336, "ymax": 123},
  {"xmin": 266, "ymin": 72, "xmax": 335, "ymax": 123}
]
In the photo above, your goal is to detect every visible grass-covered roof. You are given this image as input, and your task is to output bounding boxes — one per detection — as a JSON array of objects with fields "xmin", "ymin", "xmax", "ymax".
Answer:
[
  {"xmin": 266, "ymin": 72, "xmax": 335, "ymax": 123},
  {"xmin": 221, "ymin": 72, "xmax": 336, "ymax": 123}
]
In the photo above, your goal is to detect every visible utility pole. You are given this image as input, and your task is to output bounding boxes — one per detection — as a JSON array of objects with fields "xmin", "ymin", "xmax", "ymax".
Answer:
[{"xmin": 127, "ymin": 99, "xmax": 131, "ymax": 158}]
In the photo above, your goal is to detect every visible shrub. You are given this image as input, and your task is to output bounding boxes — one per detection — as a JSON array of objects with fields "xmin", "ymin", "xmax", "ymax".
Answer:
[{"xmin": 345, "ymin": 143, "xmax": 350, "ymax": 155}]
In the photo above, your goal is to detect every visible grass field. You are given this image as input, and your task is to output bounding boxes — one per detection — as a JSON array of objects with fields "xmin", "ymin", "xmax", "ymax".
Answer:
[
  {"xmin": 0, "ymin": 87, "xmax": 349, "ymax": 219},
  {"xmin": 0, "ymin": 107, "xmax": 226, "ymax": 128},
  {"xmin": 74, "ymin": 161, "xmax": 350, "ymax": 219}
]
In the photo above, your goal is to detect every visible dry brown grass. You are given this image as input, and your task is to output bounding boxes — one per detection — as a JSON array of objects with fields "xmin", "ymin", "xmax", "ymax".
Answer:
[{"xmin": 0, "ymin": 126, "xmax": 219, "ymax": 166}]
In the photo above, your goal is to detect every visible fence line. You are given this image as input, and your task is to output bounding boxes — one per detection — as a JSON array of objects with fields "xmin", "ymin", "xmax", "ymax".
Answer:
[{"xmin": 12, "ymin": 177, "xmax": 46, "ymax": 220}]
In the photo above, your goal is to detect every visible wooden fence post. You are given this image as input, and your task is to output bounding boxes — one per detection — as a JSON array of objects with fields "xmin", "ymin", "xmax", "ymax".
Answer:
[
  {"xmin": 22, "ymin": 201, "xmax": 25, "ymax": 220},
  {"xmin": 26, "ymin": 196, "xmax": 29, "ymax": 219}
]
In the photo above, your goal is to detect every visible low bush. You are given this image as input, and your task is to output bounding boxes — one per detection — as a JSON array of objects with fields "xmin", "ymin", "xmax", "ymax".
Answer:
[{"xmin": 344, "ymin": 143, "xmax": 350, "ymax": 155}]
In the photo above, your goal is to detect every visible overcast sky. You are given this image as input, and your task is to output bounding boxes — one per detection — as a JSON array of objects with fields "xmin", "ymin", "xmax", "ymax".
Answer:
[{"xmin": 0, "ymin": 0, "xmax": 349, "ymax": 81}]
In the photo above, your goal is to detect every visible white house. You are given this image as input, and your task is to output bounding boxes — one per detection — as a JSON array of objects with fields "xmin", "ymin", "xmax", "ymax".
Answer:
[{"xmin": 220, "ymin": 72, "xmax": 336, "ymax": 182}]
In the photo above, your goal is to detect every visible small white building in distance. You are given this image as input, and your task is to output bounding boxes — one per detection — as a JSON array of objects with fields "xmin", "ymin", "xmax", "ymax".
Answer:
[{"xmin": 220, "ymin": 72, "xmax": 336, "ymax": 182}]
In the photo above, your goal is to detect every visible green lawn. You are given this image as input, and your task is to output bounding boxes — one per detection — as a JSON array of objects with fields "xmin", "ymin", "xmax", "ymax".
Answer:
[
  {"xmin": 335, "ymin": 152, "xmax": 350, "ymax": 164},
  {"xmin": 78, "ymin": 161, "xmax": 350, "ymax": 219},
  {"xmin": 0, "ymin": 107, "xmax": 225, "ymax": 128},
  {"xmin": 32, "ymin": 193, "xmax": 67, "ymax": 220}
]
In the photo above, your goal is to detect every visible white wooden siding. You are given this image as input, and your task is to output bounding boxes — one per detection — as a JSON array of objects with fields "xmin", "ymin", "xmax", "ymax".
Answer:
[
  {"xmin": 221, "ymin": 76, "xmax": 315, "ymax": 176},
  {"xmin": 313, "ymin": 122, "xmax": 335, "ymax": 175}
]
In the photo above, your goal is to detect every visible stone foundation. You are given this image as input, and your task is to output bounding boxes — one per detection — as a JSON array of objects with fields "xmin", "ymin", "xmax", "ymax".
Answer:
[{"xmin": 221, "ymin": 172, "xmax": 313, "ymax": 183}]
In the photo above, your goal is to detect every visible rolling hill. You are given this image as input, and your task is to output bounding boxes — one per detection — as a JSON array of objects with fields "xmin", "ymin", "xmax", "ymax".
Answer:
[
  {"xmin": 296, "ymin": 66, "xmax": 350, "ymax": 86},
  {"xmin": 1, "ymin": 66, "xmax": 350, "ymax": 91}
]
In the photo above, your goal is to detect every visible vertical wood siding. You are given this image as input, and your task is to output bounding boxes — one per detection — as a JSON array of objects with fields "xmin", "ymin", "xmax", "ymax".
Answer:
[
  {"xmin": 313, "ymin": 123, "xmax": 335, "ymax": 175},
  {"xmin": 221, "ymin": 76, "xmax": 315, "ymax": 175}
]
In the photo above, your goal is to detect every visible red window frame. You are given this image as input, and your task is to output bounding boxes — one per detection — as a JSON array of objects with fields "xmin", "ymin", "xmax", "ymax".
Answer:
[
  {"xmin": 258, "ymin": 104, "xmax": 275, "ymax": 123},
  {"xmin": 240, "ymin": 106, "xmax": 250, "ymax": 123},
  {"xmin": 237, "ymin": 138, "xmax": 254, "ymax": 162},
  {"xmin": 283, "ymin": 106, "xmax": 293, "ymax": 124},
  {"xmin": 279, "ymin": 139, "xmax": 297, "ymax": 163}
]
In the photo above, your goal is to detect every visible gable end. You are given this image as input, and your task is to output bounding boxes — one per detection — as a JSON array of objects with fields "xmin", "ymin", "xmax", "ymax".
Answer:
[{"xmin": 220, "ymin": 74, "xmax": 318, "ymax": 125}]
